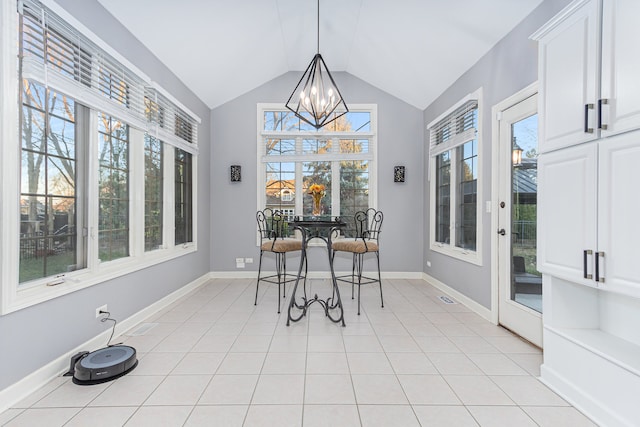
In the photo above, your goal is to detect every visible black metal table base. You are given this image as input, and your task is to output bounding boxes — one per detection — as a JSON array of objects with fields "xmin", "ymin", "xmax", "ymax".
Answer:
[{"xmin": 286, "ymin": 218, "xmax": 346, "ymax": 327}]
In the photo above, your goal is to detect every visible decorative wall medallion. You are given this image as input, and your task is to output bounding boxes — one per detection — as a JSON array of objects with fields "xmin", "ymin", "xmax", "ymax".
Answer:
[
  {"xmin": 230, "ymin": 165, "xmax": 241, "ymax": 182},
  {"xmin": 394, "ymin": 165, "xmax": 405, "ymax": 183}
]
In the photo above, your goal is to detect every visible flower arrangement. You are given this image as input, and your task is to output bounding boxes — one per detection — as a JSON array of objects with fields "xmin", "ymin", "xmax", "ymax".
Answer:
[
  {"xmin": 307, "ymin": 183, "xmax": 326, "ymax": 197},
  {"xmin": 307, "ymin": 183, "xmax": 326, "ymax": 215}
]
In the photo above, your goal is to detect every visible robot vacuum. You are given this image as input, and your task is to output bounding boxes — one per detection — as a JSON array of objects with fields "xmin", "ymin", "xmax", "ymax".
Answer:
[{"xmin": 69, "ymin": 345, "xmax": 138, "ymax": 385}]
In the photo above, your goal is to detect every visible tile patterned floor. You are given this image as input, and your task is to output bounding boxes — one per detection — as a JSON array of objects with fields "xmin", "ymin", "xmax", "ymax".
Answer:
[{"xmin": 0, "ymin": 278, "xmax": 598, "ymax": 426}]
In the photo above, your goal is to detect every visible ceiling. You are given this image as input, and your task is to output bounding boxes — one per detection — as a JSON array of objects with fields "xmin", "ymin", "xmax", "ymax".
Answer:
[{"xmin": 97, "ymin": 0, "xmax": 543, "ymax": 110}]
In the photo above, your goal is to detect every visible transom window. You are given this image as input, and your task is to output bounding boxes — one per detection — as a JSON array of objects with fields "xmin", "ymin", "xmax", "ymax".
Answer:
[
  {"xmin": 258, "ymin": 104, "xmax": 377, "ymax": 236},
  {"xmin": 428, "ymin": 90, "xmax": 483, "ymax": 264}
]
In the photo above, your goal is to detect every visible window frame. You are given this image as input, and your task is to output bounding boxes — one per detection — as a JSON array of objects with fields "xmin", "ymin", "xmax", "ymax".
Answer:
[
  {"xmin": 256, "ymin": 103, "xmax": 378, "ymax": 244},
  {"xmin": 0, "ymin": 1, "xmax": 199, "ymax": 314},
  {"xmin": 428, "ymin": 89, "xmax": 483, "ymax": 265}
]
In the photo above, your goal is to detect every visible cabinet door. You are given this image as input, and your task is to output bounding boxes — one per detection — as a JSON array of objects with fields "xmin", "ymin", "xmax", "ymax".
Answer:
[
  {"xmin": 538, "ymin": 143, "xmax": 597, "ymax": 285},
  {"xmin": 598, "ymin": 133, "xmax": 640, "ymax": 296},
  {"xmin": 537, "ymin": 0, "xmax": 600, "ymax": 153},
  {"xmin": 600, "ymin": 0, "xmax": 640, "ymax": 136}
]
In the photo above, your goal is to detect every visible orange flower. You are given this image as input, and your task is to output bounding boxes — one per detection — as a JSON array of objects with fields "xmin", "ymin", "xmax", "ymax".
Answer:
[{"xmin": 307, "ymin": 183, "xmax": 325, "ymax": 196}]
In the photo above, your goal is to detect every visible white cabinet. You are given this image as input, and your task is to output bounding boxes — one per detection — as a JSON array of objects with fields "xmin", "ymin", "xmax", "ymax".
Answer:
[
  {"xmin": 534, "ymin": 0, "xmax": 599, "ymax": 152},
  {"xmin": 597, "ymin": 133, "xmax": 640, "ymax": 296},
  {"xmin": 538, "ymin": 143, "xmax": 597, "ymax": 283},
  {"xmin": 535, "ymin": 1, "xmax": 640, "ymax": 425},
  {"xmin": 533, "ymin": 0, "xmax": 640, "ymax": 153},
  {"xmin": 538, "ymin": 133, "xmax": 640, "ymax": 296},
  {"xmin": 600, "ymin": 0, "xmax": 640, "ymax": 137}
]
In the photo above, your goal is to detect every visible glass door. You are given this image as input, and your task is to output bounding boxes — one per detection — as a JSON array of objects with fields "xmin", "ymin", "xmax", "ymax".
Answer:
[
  {"xmin": 511, "ymin": 116, "xmax": 542, "ymax": 313},
  {"xmin": 497, "ymin": 93, "xmax": 542, "ymax": 347}
]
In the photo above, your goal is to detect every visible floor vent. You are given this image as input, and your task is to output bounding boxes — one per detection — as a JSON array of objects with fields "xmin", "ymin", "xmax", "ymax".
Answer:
[
  {"xmin": 438, "ymin": 295, "xmax": 457, "ymax": 304},
  {"xmin": 126, "ymin": 323, "xmax": 159, "ymax": 336}
]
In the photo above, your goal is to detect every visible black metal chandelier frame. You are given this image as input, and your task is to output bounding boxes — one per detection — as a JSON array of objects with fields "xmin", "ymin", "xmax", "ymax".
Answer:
[{"xmin": 285, "ymin": 0, "xmax": 348, "ymax": 129}]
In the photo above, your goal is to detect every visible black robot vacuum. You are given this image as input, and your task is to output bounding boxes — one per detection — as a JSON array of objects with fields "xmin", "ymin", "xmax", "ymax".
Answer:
[{"xmin": 66, "ymin": 345, "xmax": 138, "ymax": 385}]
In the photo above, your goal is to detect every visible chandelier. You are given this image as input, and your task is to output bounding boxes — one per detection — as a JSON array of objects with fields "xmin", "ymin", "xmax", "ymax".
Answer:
[{"xmin": 285, "ymin": 0, "xmax": 348, "ymax": 129}]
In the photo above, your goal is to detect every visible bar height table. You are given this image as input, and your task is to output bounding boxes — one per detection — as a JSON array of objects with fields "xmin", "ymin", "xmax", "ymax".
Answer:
[{"xmin": 286, "ymin": 216, "xmax": 347, "ymax": 327}]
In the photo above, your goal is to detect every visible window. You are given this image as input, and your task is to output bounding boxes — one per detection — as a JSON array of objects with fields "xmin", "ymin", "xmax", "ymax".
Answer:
[
  {"xmin": 258, "ymin": 105, "xmax": 377, "ymax": 237},
  {"xmin": 428, "ymin": 90, "xmax": 482, "ymax": 263},
  {"xmin": 19, "ymin": 80, "xmax": 86, "ymax": 283},
  {"xmin": 175, "ymin": 148, "xmax": 193, "ymax": 245},
  {"xmin": 97, "ymin": 114, "xmax": 129, "ymax": 261},
  {"xmin": 1, "ymin": 0, "xmax": 200, "ymax": 314},
  {"xmin": 144, "ymin": 134, "xmax": 163, "ymax": 251}
]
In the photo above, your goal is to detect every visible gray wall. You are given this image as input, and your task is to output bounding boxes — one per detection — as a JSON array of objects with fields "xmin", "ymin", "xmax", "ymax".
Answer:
[
  {"xmin": 0, "ymin": 0, "xmax": 211, "ymax": 390},
  {"xmin": 422, "ymin": 0, "xmax": 573, "ymax": 309},
  {"xmin": 211, "ymin": 72, "xmax": 424, "ymax": 274}
]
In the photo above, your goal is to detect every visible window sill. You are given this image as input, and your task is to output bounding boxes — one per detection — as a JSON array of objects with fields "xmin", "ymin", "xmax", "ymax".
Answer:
[
  {"xmin": 430, "ymin": 243, "xmax": 482, "ymax": 266},
  {"xmin": 1, "ymin": 244, "xmax": 196, "ymax": 315}
]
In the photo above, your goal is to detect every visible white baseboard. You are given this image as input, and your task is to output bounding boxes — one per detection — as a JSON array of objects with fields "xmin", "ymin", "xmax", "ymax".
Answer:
[
  {"xmin": 210, "ymin": 271, "xmax": 424, "ymax": 280},
  {"xmin": 540, "ymin": 364, "xmax": 612, "ymax": 427},
  {"xmin": 422, "ymin": 272, "xmax": 493, "ymax": 322},
  {"xmin": 0, "ymin": 273, "xmax": 210, "ymax": 414}
]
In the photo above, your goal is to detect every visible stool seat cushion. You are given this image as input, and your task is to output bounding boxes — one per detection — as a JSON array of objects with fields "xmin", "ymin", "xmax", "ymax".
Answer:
[
  {"xmin": 332, "ymin": 239, "xmax": 379, "ymax": 254},
  {"xmin": 261, "ymin": 239, "xmax": 303, "ymax": 253}
]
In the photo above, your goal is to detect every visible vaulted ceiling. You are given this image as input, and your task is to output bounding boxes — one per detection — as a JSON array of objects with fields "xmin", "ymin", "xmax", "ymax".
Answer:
[{"xmin": 98, "ymin": 0, "xmax": 543, "ymax": 110}]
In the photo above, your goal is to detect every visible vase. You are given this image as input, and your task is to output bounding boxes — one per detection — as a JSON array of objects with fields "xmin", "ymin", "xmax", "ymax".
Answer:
[{"xmin": 312, "ymin": 195, "xmax": 322, "ymax": 216}]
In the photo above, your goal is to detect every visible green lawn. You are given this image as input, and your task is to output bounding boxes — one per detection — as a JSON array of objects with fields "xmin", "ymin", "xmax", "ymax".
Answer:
[{"xmin": 19, "ymin": 252, "xmax": 75, "ymax": 283}]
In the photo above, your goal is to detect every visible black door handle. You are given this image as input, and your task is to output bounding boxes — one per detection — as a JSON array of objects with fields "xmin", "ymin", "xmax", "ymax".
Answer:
[
  {"xmin": 584, "ymin": 103, "xmax": 594, "ymax": 133},
  {"xmin": 497, "ymin": 229, "xmax": 506, "ymax": 236}
]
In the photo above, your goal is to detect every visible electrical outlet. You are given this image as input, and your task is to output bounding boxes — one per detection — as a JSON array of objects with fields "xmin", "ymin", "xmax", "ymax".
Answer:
[
  {"xmin": 245, "ymin": 257, "xmax": 253, "ymax": 264},
  {"xmin": 235, "ymin": 257, "xmax": 243, "ymax": 263},
  {"xmin": 95, "ymin": 304, "xmax": 108, "ymax": 318}
]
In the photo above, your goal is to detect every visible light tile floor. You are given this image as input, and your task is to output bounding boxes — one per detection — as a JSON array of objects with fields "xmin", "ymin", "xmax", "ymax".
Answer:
[{"xmin": 0, "ymin": 278, "xmax": 598, "ymax": 426}]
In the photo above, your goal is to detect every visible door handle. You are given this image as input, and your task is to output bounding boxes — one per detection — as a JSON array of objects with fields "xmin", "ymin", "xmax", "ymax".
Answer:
[
  {"xmin": 598, "ymin": 99, "xmax": 609, "ymax": 130},
  {"xmin": 584, "ymin": 103, "xmax": 594, "ymax": 133},
  {"xmin": 583, "ymin": 249, "xmax": 593, "ymax": 279},
  {"xmin": 595, "ymin": 251, "xmax": 605, "ymax": 283},
  {"xmin": 497, "ymin": 229, "xmax": 506, "ymax": 236}
]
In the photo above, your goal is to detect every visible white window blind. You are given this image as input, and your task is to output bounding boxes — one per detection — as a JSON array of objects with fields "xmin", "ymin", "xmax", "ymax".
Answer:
[
  {"xmin": 18, "ymin": 0, "xmax": 199, "ymax": 151},
  {"xmin": 145, "ymin": 86, "xmax": 199, "ymax": 154},
  {"xmin": 429, "ymin": 99, "xmax": 478, "ymax": 157},
  {"xmin": 19, "ymin": 0, "xmax": 147, "ymax": 129}
]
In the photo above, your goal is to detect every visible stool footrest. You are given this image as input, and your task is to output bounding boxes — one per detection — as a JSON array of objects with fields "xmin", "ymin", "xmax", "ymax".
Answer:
[
  {"xmin": 258, "ymin": 273, "xmax": 304, "ymax": 285},
  {"xmin": 334, "ymin": 274, "xmax": 380, "ymax": 285}
]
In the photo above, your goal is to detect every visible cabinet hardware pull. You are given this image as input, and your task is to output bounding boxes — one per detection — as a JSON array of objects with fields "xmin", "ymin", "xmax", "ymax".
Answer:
[
  {"xmin": 497, "ymin": 228, "xmax": 506, "ymax": 236},
  {"xmin": 598, "ymin": 99, "xmax": 609, "ymax": 130},
  {"xmin": 595, "ymin": 251, "xmax": 605, "ymax": 283},
  {"xmin": 583, "ymin": 249, "xmax": 593, "ymax": 279},
  {"xmin": 584, "ymin": 104, "xmax": 594, "ymax": 133}
]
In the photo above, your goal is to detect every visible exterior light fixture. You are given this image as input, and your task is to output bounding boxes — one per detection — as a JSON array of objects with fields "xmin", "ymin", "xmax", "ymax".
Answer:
[
  {"xmin": 285, "ymin": 0, "xmax": 348, "ymax": 129},
  {"xmin": 512, "ymin": 138, "xmax": 523, "ymax": 166}
]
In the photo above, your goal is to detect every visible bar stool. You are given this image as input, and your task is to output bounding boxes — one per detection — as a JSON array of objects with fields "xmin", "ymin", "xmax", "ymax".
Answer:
[
  {"xmin": 255, "ymin": 209, "xmax": 305, "ymax": 313},
  {"xmin": 332, "ymin": 208, "xmax": 383, "ymax": 315}
]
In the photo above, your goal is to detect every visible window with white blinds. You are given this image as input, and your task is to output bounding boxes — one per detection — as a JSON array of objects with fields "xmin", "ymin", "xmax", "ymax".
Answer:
[
  {"xmin": 428, "ymin": 91, "xmax": 482, "ymax": 265},
  {"xmin": 429, "ymin": 99, "xmax": 478, "ymax": 157},
  {"xmin": 145, "ymin": 85, "xmax": 199, "ymax": 154},
  {"xmin": 0, "ymin": 0, "xmax": 200, "ymax": 313},
  {"xmin": 18, "ymin": 0, "xmax": 199, "ymax": 150}
]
